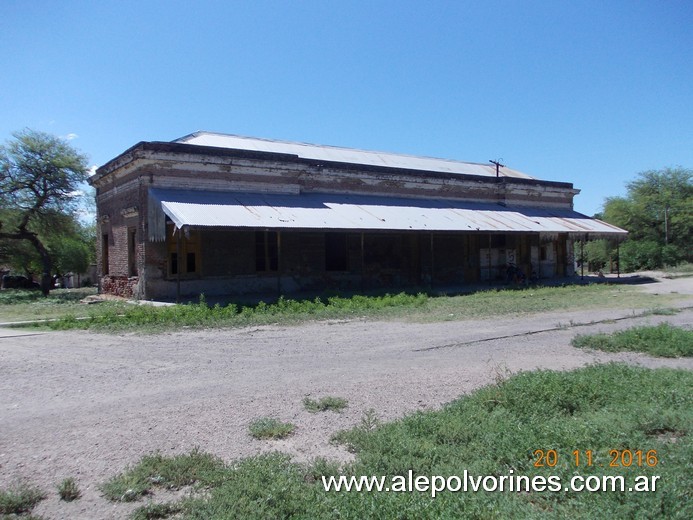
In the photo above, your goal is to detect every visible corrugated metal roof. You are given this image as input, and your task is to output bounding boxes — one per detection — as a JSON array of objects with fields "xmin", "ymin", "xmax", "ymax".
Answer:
[
  {"xmin": 149, "ymin": 188, "xmax": 626, "ymax": 240},
  {"xmin": 174, "ymin": 132, "xmax": 535, "ymax": 180}
]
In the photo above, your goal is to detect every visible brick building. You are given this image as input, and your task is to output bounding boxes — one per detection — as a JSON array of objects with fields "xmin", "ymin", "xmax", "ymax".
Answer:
[{"xmin": 89, "ymin": 132, "xmax": 626, "ymax": 300}]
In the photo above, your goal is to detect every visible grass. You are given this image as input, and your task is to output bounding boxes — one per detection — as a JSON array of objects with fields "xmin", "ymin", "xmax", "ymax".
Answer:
[
  {"xmin": 572, "ymin": 323, "xmax": 693, "ymax": 357},
  {"xmin": 303, "ymin": 396, "xmax": 349, "ymax": 413},
  {"xmin": 100, "ymin": 449, "xmax": 225, "ymax": 502},
  {"xmin": 248, "ymin": 418, "xmax": 296, "ymax": 440},
  {"xmin": 99, "ymin": 363, "xmax": 692, "ymax": 519},
  {"xmin": 56, "ymin": 477, "xmax": 80, "ymax": 502},
  {"xmin": 0, "ymin": 484, "xmax": 46, "ymax": 515},
  {"xmin": 130, "ymin": 502, "xmax": 184, "ymax": 520},
  {"xmin": 0, "ymin": 287, "xmax": 126, "ymax": 324},
  {"xmin": 7, "ymin": 282, "xmax": 685, "ymax": 333},
  {"xmin": 662, "ymin": 262, "xmax": 693, "ymax": 279}
]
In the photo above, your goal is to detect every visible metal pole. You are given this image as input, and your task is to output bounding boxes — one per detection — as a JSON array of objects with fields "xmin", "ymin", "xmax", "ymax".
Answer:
[
  {"xmin": 277, "ymin": 231, "xmax": 282, "ymax": 296},
  {"xmin": 488, "ymin": 234, "xmax": 492, "ymax": 285},
  {"xmin": 361, "ymin": 232, "xmax": 365, "ymax": 290},
  {"xmin": 616, "ymin": 240, "xmax": 620, "ymax": 278},
  {"xmin": 580, "ymin": 237, "xmax": 584, "ymax": 281},
  {"xmin": 176, "ymin": 226, "xmax": 181, "ymax": 303},
  {"xmin": 430, "ymin": 233, "xmax": 434, "ymax": 288}
]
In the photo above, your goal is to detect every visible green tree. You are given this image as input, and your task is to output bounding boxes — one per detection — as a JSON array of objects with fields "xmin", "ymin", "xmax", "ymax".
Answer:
[
  {"xmin": 0, "ymin": 129, "xmax": 89, "ymax": 294},
  {"xmin": 601, "ymin": 167, "xmax": 692, "ymax": 270}
]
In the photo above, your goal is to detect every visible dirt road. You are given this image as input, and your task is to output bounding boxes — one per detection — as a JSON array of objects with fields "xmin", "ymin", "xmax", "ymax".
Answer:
[{"xmin": 1, "ymin": 276, "xmax": 691, "ymax": 519}]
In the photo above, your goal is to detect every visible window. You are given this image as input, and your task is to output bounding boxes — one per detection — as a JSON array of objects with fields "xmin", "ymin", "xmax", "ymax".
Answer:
[
  {"xmin": 102, "ymin": 234, "xmax": 109, "ymax": 275},
  {"xmin": 128, "ymin": 228, "xmax": 138, "ymax": 276},
  {"xmin": 325, "ymin": 232, "xmax": 348, "ymax": 271},
  {"xmin": 255, "ymin": 231, "xmax": 278, "ymax": 271},
  {"xmin": 167, "ymin": 226, "xmax": 201, "ymax": 276}
]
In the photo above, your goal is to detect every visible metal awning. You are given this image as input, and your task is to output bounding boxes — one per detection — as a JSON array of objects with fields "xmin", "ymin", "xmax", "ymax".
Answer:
[{"xmin": 148, "ymin": 188, "xmax": 626, "ymax": 241}]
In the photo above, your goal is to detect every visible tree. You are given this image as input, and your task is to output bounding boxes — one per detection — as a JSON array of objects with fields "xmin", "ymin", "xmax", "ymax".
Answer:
[
  {"xmin": 600, "ymin": 167, "xmax": 692, "ymax": 271},
  {"xmin": 0, "ymin": 129, "xmax": 89, "ymax": 295}
]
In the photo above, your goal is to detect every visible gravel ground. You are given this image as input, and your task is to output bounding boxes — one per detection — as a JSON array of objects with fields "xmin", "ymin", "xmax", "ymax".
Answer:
[{"xmin": 0, "ymin": 275, "xmax": 691, "ymax": 519}]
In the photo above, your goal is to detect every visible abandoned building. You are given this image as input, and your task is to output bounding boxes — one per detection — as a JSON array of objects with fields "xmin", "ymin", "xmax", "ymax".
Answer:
[{"xmin": 89, "ymin": 132, "xmax": 627, "ymax": 300}]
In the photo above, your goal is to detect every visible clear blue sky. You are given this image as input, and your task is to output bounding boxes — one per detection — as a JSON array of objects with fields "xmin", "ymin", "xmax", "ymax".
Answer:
[{"xmin": 1, "ymin": 0, "xmax": 691, "ymax": 216}]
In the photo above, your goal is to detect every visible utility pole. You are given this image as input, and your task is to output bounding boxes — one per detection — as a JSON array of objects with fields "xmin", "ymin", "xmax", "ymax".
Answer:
[{"xmin": 489, "ymin": 159, "xmax": 505, "ymax": 178}]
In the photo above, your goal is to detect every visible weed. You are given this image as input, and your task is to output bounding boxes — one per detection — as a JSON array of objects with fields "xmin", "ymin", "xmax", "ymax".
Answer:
[
  {"xmin": 359, "ymin": 408, "xmax": 380, "ymax": 431},
  {"xmin": 642, "ymin": 307, "xmax": 679, "ymax": 316},
  {"xmin": 101, "ymin": 448, "xmax": 225, "ymax": 502},
  {"xmin": 8, "ymin": 283, "xmax": 688, "ymax": 333},
  {"xmin": 121, "ymin": 364, "xmax": 692, "ymax": 518},
  {"xmin": 57, "ymin": 477, "xmax": 80, "ymax": 501},
  {"xmin": 0, "ymin": 484, "xmax": 46, "ymax": 515},
  {"xmin": 130, "ymin": 501, "xmax": 184, "ymax": 520},
  {"xmin": 248, "ymin": 417, "xmax": 296, "ymax": 440},
  {"xmin": 572, "ymin": 323, "xmax": 693, "ymax": 357},
  {"xmin": 303, "ymin": 396, "xmax": 348, "ymax": 413}
]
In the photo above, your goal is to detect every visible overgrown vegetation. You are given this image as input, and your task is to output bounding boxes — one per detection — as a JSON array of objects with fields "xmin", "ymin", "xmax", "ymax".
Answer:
[
  {"xmin": 303, "ymin": 396, "xmax": 349, "ymax": 413},
  {"xmin": 100, "ymin": 449, "xmax": 224, "ymax": 502},
  {"xmin": 6, "ymin": 283, "xmax": 681, "ymax": 332},
  {"xmin": 56, "ymin": 477, "xmax": 81, "ymax": 502},
  {"xmin": 98, "ymin": 364, "xmax": 692, "ymax": 519},
  {"xmin": 592, "ymin": 167, "xmax": 692, "ymax": 271},
  {"xmin": 572, "ymin": 323, "xmax": 693, "ymax": 357},
  {"xmin": 248, "ymin": 418, "xmax": 296, "ymax": 440},
  {"xmin": 130, "ymin": 502, "xmax": 184, "ymax": 520},
  {"xmin": 0, "ymin": 484, "xmax": 46, "ymax": 515},
  {"xmin": 0, "ymin": 287, "xmax": 115, "ymax": 323}
]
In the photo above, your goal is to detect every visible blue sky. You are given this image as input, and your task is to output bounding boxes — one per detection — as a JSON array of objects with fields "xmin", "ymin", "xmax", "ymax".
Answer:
[{"xmin": 1, "ymin": 0, "xmax": 691, "ymax": 216}]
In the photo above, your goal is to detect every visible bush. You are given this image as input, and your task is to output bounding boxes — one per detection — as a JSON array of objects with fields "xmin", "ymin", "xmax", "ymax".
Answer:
[
  {"xmin": 248, "ymin": 418, "xmax": 296, "ymax": 440},
  {"xmin": 661, "ymin": 244, "xmax": 685, "ymax": 267},
  {"xmin": 303, "ymin": 396, "xmax": 348, "ymax": 413},
  {"xmin": 0, "ymin": 484, "xmax": 46, "ymax": 514},
  {"xmin": 572, "ymin": 323, "xmax": 693, "ymax": 357},
  {"xmin": 619, "ymin": 239, "xmax": 662, "ymax": 271}
]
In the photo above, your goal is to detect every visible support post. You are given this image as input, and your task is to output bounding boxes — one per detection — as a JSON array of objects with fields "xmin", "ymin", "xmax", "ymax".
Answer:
[
  {"xmin": 580, "ymin": 236, "xmax": 585, "ymax": 281},
  {"xmin": 277, "ymin": 230, "xmax": 282, "ymax": 296},
  {"xmin": 616, "ymin": 240, "xmax": 620, "ymax": 278},
  {"xmin": 360, "ymin": 232, "xmax": 365, "ymax": 290},
  {"xmin": 430, "ymin": 233, "xmax": 434, "ymax": 289},
  {"xmin": 176, "ymin": 226, "xmax": 181, "ymax": 303},
  {"xmin": 488, "ymin": 234, "xmax": 492, "ymax": 285}
]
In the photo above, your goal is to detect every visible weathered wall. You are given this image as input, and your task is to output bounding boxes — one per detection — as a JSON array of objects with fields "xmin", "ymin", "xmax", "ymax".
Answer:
[{"xmin": 91, "ymin": 145, "xmax": 573, "ymax": 299}]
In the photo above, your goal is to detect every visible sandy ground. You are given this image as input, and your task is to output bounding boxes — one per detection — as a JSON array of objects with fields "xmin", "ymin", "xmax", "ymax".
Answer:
[{"xmin": 0, "ymin": 275, "xmax": 691, "ymax": 519}]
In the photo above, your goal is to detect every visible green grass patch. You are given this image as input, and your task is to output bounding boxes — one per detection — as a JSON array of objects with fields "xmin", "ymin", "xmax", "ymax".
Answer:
[
  {"xmin": 303, "ymin": 396, "xmax": 348, "ymax": 413},
  {"xmin": 248, "ymin": 418, "xmax": 296, "ymax": 440},
  {"xmin": 0, "ymin": 287, "xmax": 126, "ymax": 324},
  {"xmin": 572, "ymin": 323, "xmax": 693, "ymax": 357},
  {"xmin": 416, "ymin": 283, "xmax": 685, "ymax": 322},
  {"xmin": 56, "ymin": 477, "xmax": 80, "ymax": 502},
  {"xmin": 662, "ymin": 262, "xmax": 693, "ymax": 279},
  {"xmin": 100, "ymin": 449, "xmax": 225, "ymax": 502},
  {"xmin": 18, "ymin": 283, "xmax": 686, "ymax": 333},
  {"xmin": 130, "ymin": 502, "xmax": 184, "ymax": 520},
  {"xmin": 104, "ymin": 364, "xmax": 692, "ymax": 518},
  {"xmin": 0, "ymin": 484, "xmax": 46, "ymax": 515}
]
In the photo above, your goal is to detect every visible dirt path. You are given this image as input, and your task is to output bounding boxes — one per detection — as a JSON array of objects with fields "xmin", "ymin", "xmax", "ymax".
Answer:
[{"xmin": 1, "ymin": 277, "xmax": 691, "ymax": 519}]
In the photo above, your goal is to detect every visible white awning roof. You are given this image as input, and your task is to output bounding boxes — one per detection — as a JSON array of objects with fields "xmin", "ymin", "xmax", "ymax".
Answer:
[{"xmin": 148, "ymin": 188, "xmax": 626, "ymax": 241}]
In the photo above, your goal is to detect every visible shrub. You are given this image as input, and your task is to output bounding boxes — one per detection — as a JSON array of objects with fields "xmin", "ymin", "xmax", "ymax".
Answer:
[
  {"xmin": 303, "ymin": 396, "xmax": 348, "ymax": 413},
  {"xmin": 572, "ymin": 323, "xmax": 693, "ymax": 357},
  {"xmin": 619, "ymin": 239, "xmax": 662, "ymax": 271},
  {"xmin": 0, "ymin": 484, "xmax": 46, "ymax": 514},
  {"xmin": 248, "ymin": 418, "xmax": 296, "ymax": 440}
]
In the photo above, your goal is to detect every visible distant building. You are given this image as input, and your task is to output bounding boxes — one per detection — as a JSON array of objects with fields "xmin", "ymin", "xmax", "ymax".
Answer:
[{"xmin": 88, "ymin": 132, "xmax": 626, "ymax": 300}]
